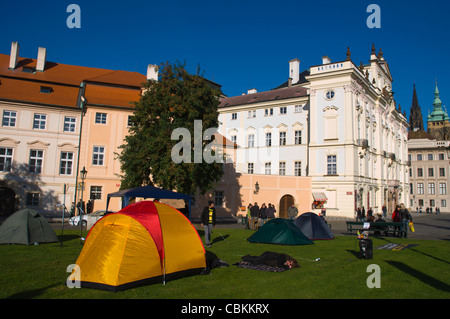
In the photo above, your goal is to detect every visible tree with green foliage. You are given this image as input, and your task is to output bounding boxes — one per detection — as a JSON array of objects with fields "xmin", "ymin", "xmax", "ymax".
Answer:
[{"xmin": 117, "ymin": 61, "xmax": 224, "ymax": 196}]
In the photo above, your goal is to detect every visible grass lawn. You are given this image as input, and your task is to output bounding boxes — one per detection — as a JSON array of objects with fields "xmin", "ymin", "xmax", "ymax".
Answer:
[{"xmin": 0, "ymin": 227, "xmax": 449, "ymax": 299}]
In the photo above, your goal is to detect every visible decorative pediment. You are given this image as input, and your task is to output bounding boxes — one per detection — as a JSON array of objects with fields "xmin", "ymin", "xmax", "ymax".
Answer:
[
  {"xmin": 27, "ymin": 140, "xmax": 50, "ymax": 147},
  {"xmin": 0, "ymin": 137, "xmax": 20, "ymax": 145},
  {"xmin": 292, "ymin": 122, "xmax": 304, "ymax": 130}
]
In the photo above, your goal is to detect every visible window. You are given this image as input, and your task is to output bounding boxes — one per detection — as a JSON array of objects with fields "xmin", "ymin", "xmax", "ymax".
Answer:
[
  {"xmin": 280, "ymin": 107, "xmax": 287, "ymax": 114},
  {"xmin": 439, "ymin": 183, "xmax": 447, "ymax": 195},
  {"xmin": 231, "ymin": 135, "xmax": 237, "ymax": 144},
  {"xmin": 279, "ymin": 132, "xmax": 286, "ymax": 146},
  {"xmin": 231, "ymin": 113, "xmax": 237, "ymax": 120},
  {"xmin": 295, "ymin": 105, "xmax": 303, "ymax": 113},
  {"xmin": 92, "ymin": 146, "xmax": 105, "ymax": 166},
  {"xmin": 95, "ymin": 112, "xmax": 107, "ymax": 124},
  {"xmin": 26, "ymin": 193, "xmax": 39, "ymax": 206},
  {"xmin": 419, "ymin": 199, "xmax": 424, "ymax": 206},
  {"xmin": 22, "ymin": 66, "xmax": 34, "ymax": 73},
  {"xmin": 279, "ymin": 162, "xmax": 286, "ymax": 176},
  {"xmin": 127, "ymin": 115, "xmax": 135, "ymax": 127},
  {"xmin": 264, "ymin": 108, "xmax": 273, "ymax": 116},
  {"xmin": 417, "ymin": 183, "xmax": 424, "ymax": 194},
  {"xmin": 64, "ymin": 116, "xmax": 76, "ymax": 132},
  {"xmin": 29, "ymin": 149, "xmax": 43, "ymax": 174},
  {"xmin": 33, "ymin": 113, "xmax": 46, "ymax": 130},
  {"xmin": 39, "ymin": 86, "xmax": 52, "ymax": 94},
  {"xmin": 0, "ymin": 147, "xmax": 13, "ymax": 172},
  {"xmin": 325, "ymin": 90, "xmax": 335, "ymax": 100},
  {"xmin": 265, "ymin": 162, "xmax": 271, "ymax": 175},
  {"xmin": 428, "ymin": 153, "xmax": 433, "ymax": 161},
  {"xmin": 438, "ymin": 153, "xmax": 445, "ymax": 160},
  {"xmin": 440, "ymin": 168, "xmax": 446, "ymax": 177},
  {"xmin": 428, "ymin": 168, "xmax": 434, "ymax": 177},
  {"xmin": 410, "ymin": 183, "xmax": 413, "ymax": 195},
  {"xmin": 247, "ymin": 110, "xmax": 256, "ymax": 118},
  {"xmin": 265, "ymin": 133, "xmax": 272, "ymax": 147},
  {"xmin": 442, "ymin": 199, "xmax": 447, "ymax": 207},
  {"xmin": 417, "ymin": 168, "xmax": 423, "ymax": 177},
  {"xmin": 430, "ymin": 199, "xmax": 435, "ymax": 207},
  {"xmin": 90, "ymin": 186, "xmax": 102, "ymax": 200},
  {"xmin": 417, "ymin": 154, "xmax": 422, "ymax": 161},
  {"xmin": 294, "ymin": 161, "xmax": 301, "ymax": 176},
  {"xmin": 327, "ymin": 155, "xmax": 337, "ymax": 175},
  {"xmin": 428, "ymin": 183, "xmax": 435, "ymax": 195},
  {"xmin": 247, "ymin": 163, "xmax": 254, "ymax": 174},
  {"xmin": 214, "ymin": 191, "xmax": 224, "ymax": 207},
  {"xmin": 248, "ymin": 134, "xmax": 255, "ymax": 148},
  {"xmin": 2, "ymin": 110, "xmax": 17, "ymax": 127},
  {"xmin": 60, "ymin": 152, "xmax": 74, "ymax": 175},
  {"xmin": 294, "ymin": 130, "xmax": 302, "ymax": 145}
]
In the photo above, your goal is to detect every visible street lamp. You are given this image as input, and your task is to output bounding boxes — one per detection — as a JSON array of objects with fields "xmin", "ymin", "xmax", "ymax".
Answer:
[
  {"xmin": 79, "ymin": 166, "xmax": 87, "ymax": 244},
  {"xmin": 254, "ymin": 181, "xmax": 260, "ymax": 195}
]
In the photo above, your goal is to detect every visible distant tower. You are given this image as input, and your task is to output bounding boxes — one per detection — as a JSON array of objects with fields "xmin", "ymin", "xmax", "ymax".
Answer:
[
  {"xmin": 409, "ymin": 84, "xmax": 424, "ymax": 131},
  {"xmin": 427, "ymin": 82, "xmax": 450, "ymax": 140}
]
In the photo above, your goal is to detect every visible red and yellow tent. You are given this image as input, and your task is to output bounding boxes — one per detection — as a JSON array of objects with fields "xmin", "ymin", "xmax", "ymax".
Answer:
[{"xmin": 68, "ymin": 201, "xmax": 206, "ymax": 291}]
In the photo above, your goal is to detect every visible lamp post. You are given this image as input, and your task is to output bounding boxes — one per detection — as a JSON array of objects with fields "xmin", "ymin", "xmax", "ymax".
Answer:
[
  {"xmin": 79, "ymin": 166, "xmax": 87, "ymax": 243},
  {"xmin": 254, "ymin": 181, "xmax": 260, "ymax": 195}
]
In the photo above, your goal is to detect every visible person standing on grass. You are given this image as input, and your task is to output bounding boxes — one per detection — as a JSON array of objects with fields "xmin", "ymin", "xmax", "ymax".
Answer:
[
  {"xmin": 201, "ymin": 201, "xmax": 216, "ymax": 248},
  {"xmin": 287, "ymin": 203, "xmax": 298, "ymax": 220},
  {"xmin": 400, "ymin": 203, "xmax": 412, "ymax": 238}
]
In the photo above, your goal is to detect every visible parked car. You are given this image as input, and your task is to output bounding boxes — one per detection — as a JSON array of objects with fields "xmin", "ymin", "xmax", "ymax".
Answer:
[{"xmin": 69, "ymin": 210, "xmax": 115, "ymax": 227}]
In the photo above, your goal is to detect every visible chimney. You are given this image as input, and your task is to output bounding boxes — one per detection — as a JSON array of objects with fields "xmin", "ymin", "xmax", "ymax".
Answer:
[
  {"xmin": 289, "ymin": 59, "xmax": 300, "ymax": 84},
  {"xmin": 147, "ymin": 64, "xmax": 159, "ymax": 81},
  {"xmin": 9, "ymin": 41, "xmax": 20, "ymax": 70},
  {"xmin": 36, "ymin": 47, "xmax": 47, "ymax": 72},
  {"xmin": 322, "ymin": 55, "xmax": 331, "ymax": 64}
]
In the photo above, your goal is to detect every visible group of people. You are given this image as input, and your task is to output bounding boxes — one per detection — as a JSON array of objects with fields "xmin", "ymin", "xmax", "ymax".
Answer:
[
  {"xmin": 417, "ymin": 206, "xmax": 441, "ymax": 214},
  {"xmin": 246, "ymin": 202, "xmax": 277, "ymax": 229},
  {"xmin": 355, "ymin": 203, "xmax": 413, "ymax": 238},
  {"xmin": 355, "ymin": 206, "xmax": 377, "ymax": 222}
]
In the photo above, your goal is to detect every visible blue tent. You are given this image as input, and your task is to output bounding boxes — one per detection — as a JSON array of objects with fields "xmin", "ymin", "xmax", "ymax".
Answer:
[{"xmin": 106, "ymin": 185, "xmax": 192, "ymax": 219}]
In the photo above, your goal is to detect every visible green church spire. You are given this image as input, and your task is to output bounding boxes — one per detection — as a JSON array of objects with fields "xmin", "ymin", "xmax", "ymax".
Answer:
[{"xmin": 428, "ymin": 82, "xmax": 449, "ymax": 122}]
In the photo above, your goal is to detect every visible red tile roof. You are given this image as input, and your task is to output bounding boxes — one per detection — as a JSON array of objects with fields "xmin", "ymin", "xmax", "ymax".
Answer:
[{"xmin": 0, "ymin": 53, "xmax": 146, "ymax": 109}]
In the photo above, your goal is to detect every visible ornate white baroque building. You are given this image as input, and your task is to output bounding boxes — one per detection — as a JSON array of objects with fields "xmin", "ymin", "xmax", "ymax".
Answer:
[{"xmin": 218, "ymin": 46, "xmax": 409, "ymax": 218}]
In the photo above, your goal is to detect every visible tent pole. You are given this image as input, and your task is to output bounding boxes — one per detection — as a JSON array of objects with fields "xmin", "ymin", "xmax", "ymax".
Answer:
[{"xmin": 163, "ymin": 259, "xmax": 166, "ymax": 286}]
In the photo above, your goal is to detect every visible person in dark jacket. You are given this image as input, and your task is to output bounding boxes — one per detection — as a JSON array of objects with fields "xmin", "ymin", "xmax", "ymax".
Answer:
[
  {"xmin": 201, "ymin": 201, "xmax": 216, "ymax": 248},
  {"xmin": 266, "ymin": 203, "xmax": 276, "ymax": 219}
]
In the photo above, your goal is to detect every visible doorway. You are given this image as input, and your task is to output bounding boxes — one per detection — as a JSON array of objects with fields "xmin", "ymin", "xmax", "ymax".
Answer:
[
  {"xmin": 0, "ymin": 187, "xmax": 16, "ymax": 217},
  {"xmin": 279, "ymin": 195, "xmax": 294, "ymax": 218}
]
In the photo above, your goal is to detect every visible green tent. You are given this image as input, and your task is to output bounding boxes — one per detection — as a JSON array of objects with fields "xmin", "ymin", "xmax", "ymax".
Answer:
[
  {"xmin": 0, "ymin": 209, "xmax": 58, "ymax": 245},
  {"xmin": 247, "ymin": 218, "xmax": 314, "ymax": 245}
]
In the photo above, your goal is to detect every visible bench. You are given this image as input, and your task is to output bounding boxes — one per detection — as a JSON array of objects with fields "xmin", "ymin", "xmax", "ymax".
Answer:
[{"xmin": 346, "ymin": 221, "xmax": 407, "ymax": 238}]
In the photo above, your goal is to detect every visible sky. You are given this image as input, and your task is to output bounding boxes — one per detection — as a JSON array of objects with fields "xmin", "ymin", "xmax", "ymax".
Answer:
[{"xmin": 1, "ymin": 0, "xmax": 449, "ymax": 129}]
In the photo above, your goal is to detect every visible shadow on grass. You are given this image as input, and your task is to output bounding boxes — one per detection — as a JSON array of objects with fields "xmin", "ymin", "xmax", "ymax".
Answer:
[
  {"xmin": 5, "ymin": 284, "xmax": 59, "ymax": 299},
  {"xmin": 385, "ymin": 260, "xmax": 450, "ymax": 293}
]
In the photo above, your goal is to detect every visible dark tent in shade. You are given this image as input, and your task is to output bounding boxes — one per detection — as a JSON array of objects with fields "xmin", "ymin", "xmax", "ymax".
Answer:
[
  {"xmin": 294, "ymin": 212, "xmax": 335, "ymax": 240},
  {"xmin": 247, "ymin": 218, "xmax": 313, "ymax": 245},
  {"xmin": 0, "ymin": 209, "xmax": 58, "ymax": 245}
]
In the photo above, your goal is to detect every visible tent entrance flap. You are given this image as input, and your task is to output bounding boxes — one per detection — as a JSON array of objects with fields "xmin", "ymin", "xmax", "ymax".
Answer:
[{"xmin": 106, "ymin": 185, "xmax": 192, "ymax": 219}]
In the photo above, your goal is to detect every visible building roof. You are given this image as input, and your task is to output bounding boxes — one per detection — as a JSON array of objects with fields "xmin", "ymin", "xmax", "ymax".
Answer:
[
  {"xmin": 0, "ymin": 53, "xmax": 146, "ymax": 109},
  {"xmin": 219, "ymin": 85, "xmax": 308, "ymax": 109},
  {"xmin": 407, "ymin": 129, "xmax": 435, "ymax": 140}
]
